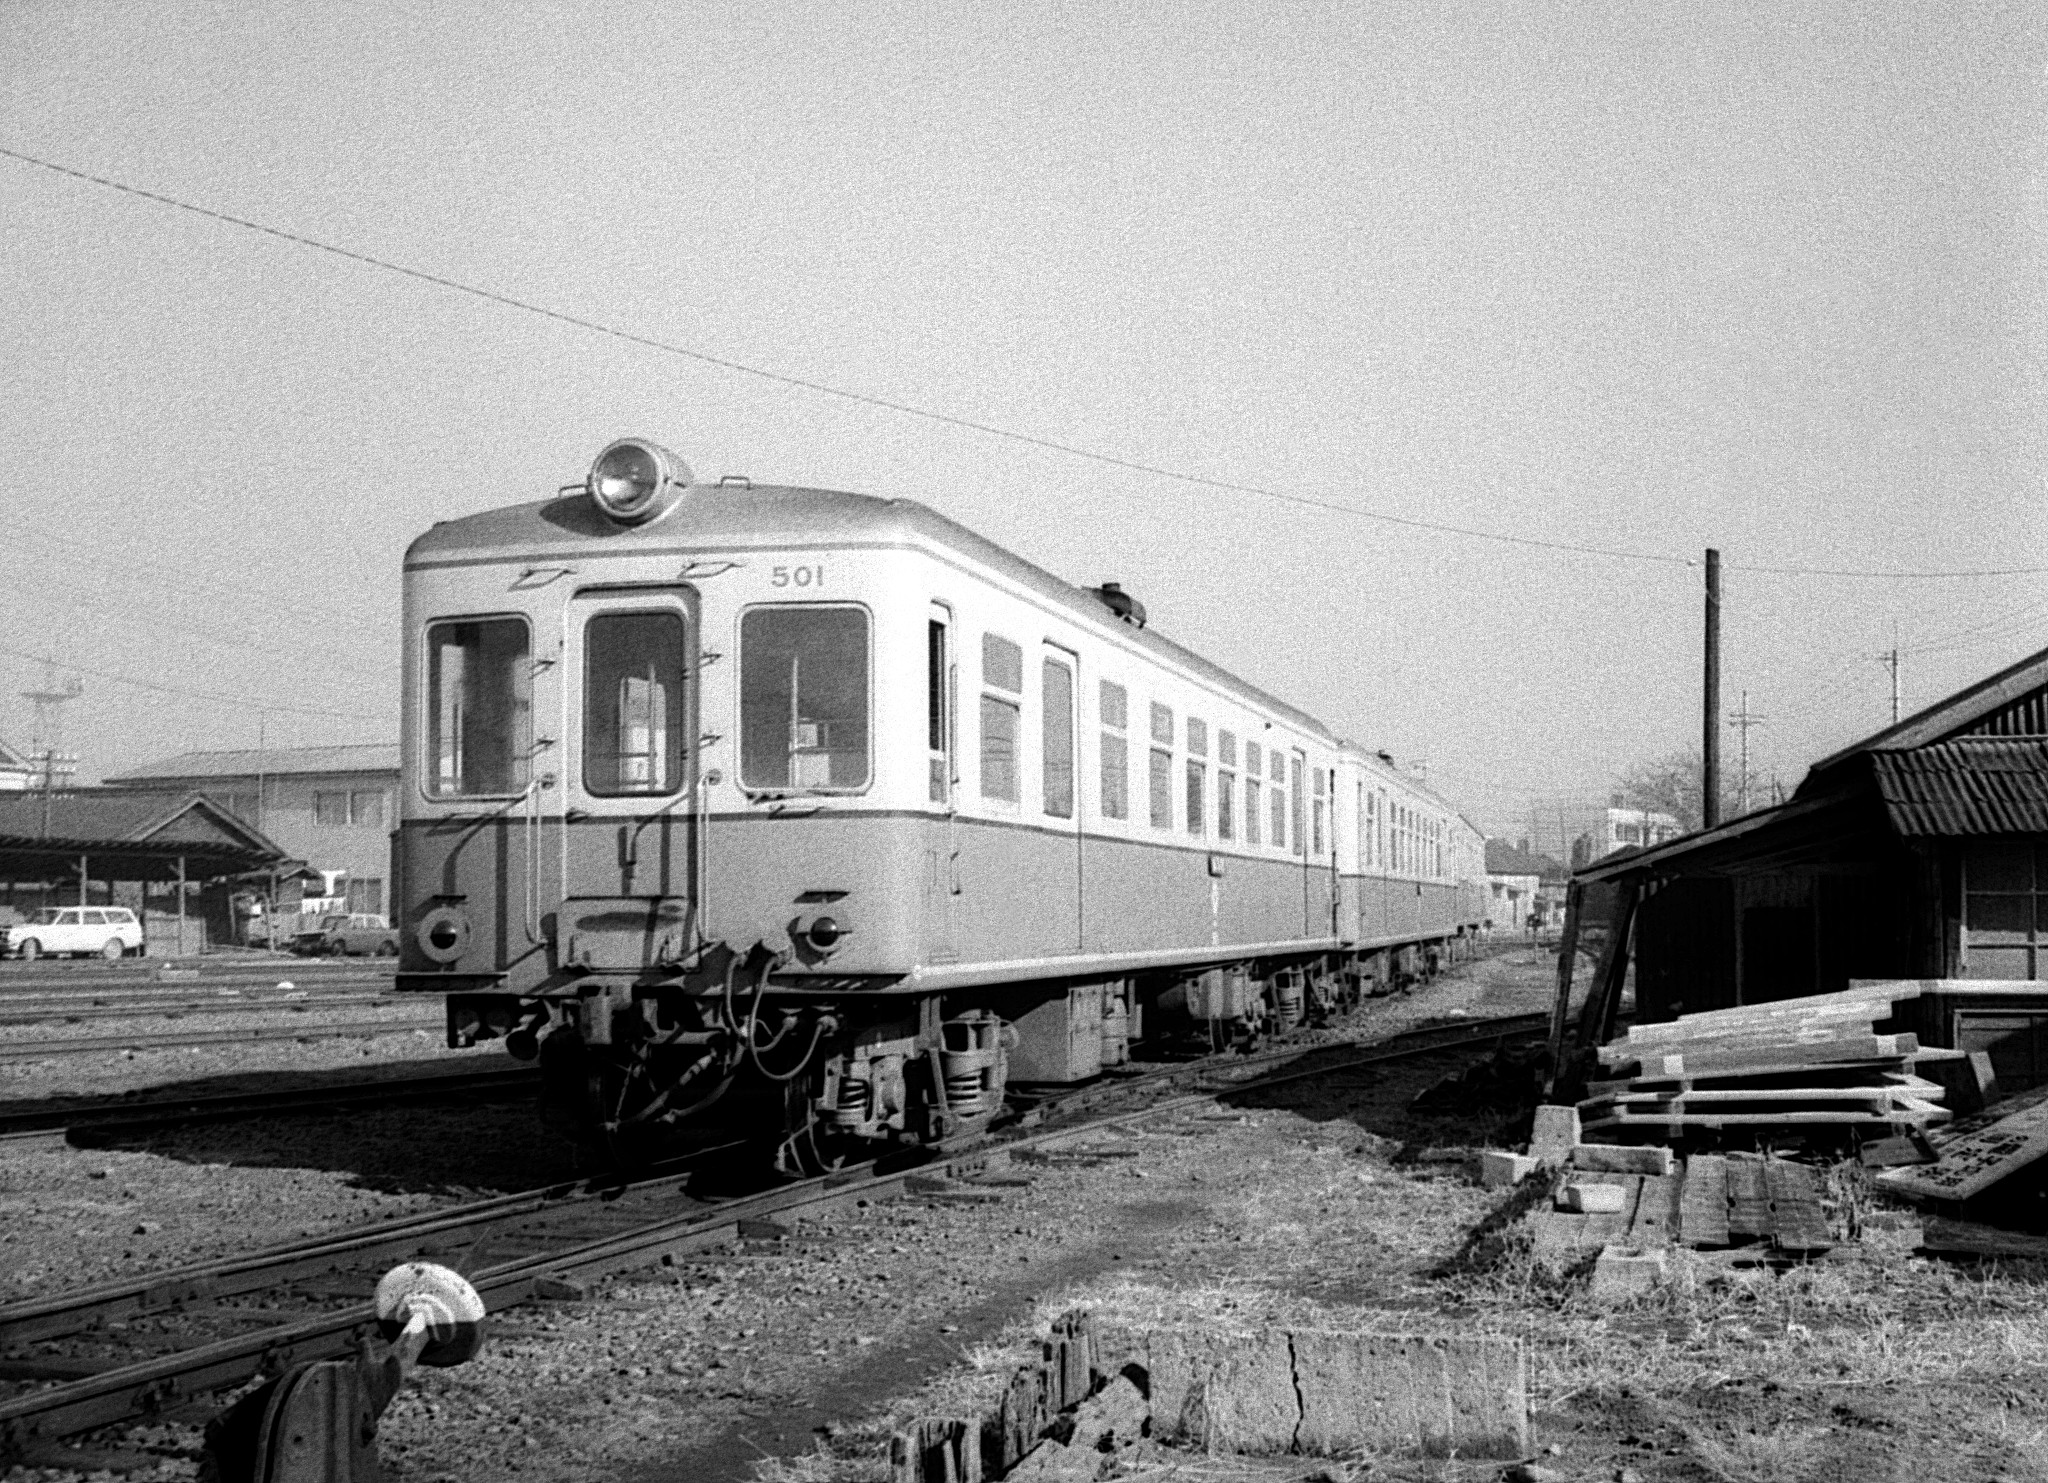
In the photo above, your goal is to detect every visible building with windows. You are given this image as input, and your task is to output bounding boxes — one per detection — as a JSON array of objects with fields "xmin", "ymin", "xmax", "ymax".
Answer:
[
  {"xmin": 1575, "ymin": 641, "xmax": 2048, "ymax": 1058},
  {"xmin": 0, "ymin": 740, "xmax": 32, "ymax": 792},
  {"xmin": 106, "ymin": 745, "xmax": 398, "ymax": 914},
  {"xmin": 1560, "ymin": 802, "xmax": 1685, "ymax": 867},
  {"xmin": 1484, "ymin": 838, "xmax": 1569, "ymax": 933}
]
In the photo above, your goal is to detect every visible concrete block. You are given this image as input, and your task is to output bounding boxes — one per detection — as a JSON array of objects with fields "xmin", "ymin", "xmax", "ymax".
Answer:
[
  {"xmin": 1289, "ymin": 1331, "xmax": 1529, "ymax": 1460},
  {"xmin": 1557, "ymin": 1182, "xmax": 1627, "ymax": 1214},
  {"xmin": 1590, "ymin": 1244, "xmax": 1668, "ymax": 1301},
  {"xmin": 1480, "ymin": 1151, "xmax": 1541, "ymax": 1189},
  {"xmin": 1529, "ymin": 1104, "xmax": 1581, "ymax": 1161},
  {"xmin": 1195, "ymin": 1329, "xmax": 1299, "ymax": 1454},
  {"xmin": 1141, "ymin": 1327, "xmax": 1530, "ymax": 1461},
  {"xmin": 1569, "ymin": 1144, "xmax": 1673, "ymax": 1176}
]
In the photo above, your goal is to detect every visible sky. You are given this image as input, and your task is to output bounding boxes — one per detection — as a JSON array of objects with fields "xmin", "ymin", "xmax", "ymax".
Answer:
[{"xmin": 2, "ymin": 0, "xmax": 2044, "ymax": 853}]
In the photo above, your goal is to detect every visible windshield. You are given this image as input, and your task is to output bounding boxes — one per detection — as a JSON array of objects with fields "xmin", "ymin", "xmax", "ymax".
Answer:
[
  {"xmin": 425, "ymin": 617, "xmax": 532, "ymax": 797},
  {"xmin": 739, "ymin": 607, "xmax": 870, "ymax": 790}
]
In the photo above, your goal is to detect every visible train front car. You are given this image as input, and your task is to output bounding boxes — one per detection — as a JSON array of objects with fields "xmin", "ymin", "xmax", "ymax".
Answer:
[{"xmin": 396, "ymin": 440, "xmax": 970, "ymax": 1169}]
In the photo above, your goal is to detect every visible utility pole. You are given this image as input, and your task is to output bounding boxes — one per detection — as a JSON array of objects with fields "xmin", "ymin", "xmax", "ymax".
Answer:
[
  {"xmin": 1702, "ymin": 549, "xmax": 1721, "ymax": 829},
  {"xmin": 1877, "ymin": 623, "xmax": 1901, "ymax": 725},
  {"xmin": 1728, "ymin": 690, "xmax": 1768, "ymax": 815}
]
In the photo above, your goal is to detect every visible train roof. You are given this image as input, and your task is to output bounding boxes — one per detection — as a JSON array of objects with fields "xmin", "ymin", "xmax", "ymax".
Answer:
[{"xmin": 409, "ymin": 484, "xmax": 1345, "ymax": 743}]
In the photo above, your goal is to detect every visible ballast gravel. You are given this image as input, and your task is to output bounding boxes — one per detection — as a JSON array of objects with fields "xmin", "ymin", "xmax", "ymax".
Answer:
[{"xmin": 0, "ymin": 948, "xmax": 1554, "ymax": 1482}]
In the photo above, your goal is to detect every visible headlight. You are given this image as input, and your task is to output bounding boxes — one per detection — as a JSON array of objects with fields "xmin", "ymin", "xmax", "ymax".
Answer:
[{"xmin": 588, "ymin": 438, "xmax": 691, "ymax": 526}]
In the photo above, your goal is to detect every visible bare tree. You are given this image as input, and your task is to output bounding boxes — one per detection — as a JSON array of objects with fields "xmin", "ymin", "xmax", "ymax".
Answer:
[{"xmin": 1614, "ymin": 750, "xmax": 1747, "ymax": 834}]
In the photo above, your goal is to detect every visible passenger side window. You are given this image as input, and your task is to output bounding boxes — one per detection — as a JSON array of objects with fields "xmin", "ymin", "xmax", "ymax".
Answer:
[
  {"xmin": 1290, "ymin": 756, "xmax": 1304, "ymax": 858},
  {"xmin": 1099, "ymin": 681, "xmax": 1128, "ymax": 820},
  {"xmin": 979, "ymin": 634, "xmax": 1023, "ymax": 804},
  {"xmin": 1312, "ymin": 768, "xmax": 1327, "ymax": 857},
  {"xmin": 1244, "ymin": 743, "xmax": 1262, "ymax": 846},
  {"xmin": 1216, "ymin": 729, "xmax": 1236, "ymax": 841},
  {"xmin": 1042, "ymin": 657, "xmax": 1075, "ymax": 819},
  {"xmin": 1148, "ymin": 703, "xmax": 1174, "ymax": 830},
  {"xmin": 1184, "ymin": 718, "xmax": 1207, "ymax": 838}
]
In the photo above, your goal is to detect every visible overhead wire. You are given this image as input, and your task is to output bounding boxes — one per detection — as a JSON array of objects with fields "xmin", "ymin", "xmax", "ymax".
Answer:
[
  {"xmin": 0, "ymin": 639, "xmax": 386, "ymax": 724},
  {"xmin": 6, "ymin": 142, "xmax": 2045, "ymax": 583}
]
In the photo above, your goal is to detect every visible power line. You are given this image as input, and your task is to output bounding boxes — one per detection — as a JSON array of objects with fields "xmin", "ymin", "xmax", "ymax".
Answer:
[
  {"xmin": 0, "ymin": 642, "xmax": 385, "ymax": 723},
  {"xmin": 8, "ymin": 142, "xmax": 2045, "ymax": 583}
]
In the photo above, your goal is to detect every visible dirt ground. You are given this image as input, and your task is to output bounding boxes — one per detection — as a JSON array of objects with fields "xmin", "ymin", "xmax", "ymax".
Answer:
[{"xmin": 11, "ymin": 946, "xmax": 2046, "ymax": 1483}]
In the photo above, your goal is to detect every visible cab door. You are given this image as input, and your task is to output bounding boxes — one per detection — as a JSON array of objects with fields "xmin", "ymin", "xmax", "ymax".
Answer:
[
  {"xmin": 1041, "ymin": 643, "xmax": 1083, "ymax": 952},
  {"xmin": 558, "ymin": 587, "xmax": 698, "ymax": 968},
  {"xmin": 922, "ymin": 603, "xmax": 959, "ymax": 961}
]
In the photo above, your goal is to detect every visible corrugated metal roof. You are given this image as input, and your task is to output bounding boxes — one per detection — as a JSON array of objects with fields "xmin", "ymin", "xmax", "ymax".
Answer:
[
  {"xmin": 107, "ymin": 744, "xmax": 398, "ymax": 783},
  {"xmin": 1869, "ymin": 739, "xmax": 2048, "ymax": 836},
  {"xmin": 1807, "ymin": 643, "xmax": 2048, "ymax": 776}
]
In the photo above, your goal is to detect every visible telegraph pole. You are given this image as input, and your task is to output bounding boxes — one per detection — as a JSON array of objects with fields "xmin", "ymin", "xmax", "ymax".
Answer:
[
  {"xmin": 1877, "ymin": 632, "xmax": 1901, "ymax": 724},
  {"xmin": 1702, "ymin": 549, "xmax": 1721, "ymax": 829},
  {"xmin": 1728, "ymin": 690, "xmax": 1768, "ymax": 815}
]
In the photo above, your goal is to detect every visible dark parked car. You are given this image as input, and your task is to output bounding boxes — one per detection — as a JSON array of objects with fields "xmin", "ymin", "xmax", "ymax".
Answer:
[{"xmin": 290, "ymin": 912, "xmax": 398, "ymax": 957}]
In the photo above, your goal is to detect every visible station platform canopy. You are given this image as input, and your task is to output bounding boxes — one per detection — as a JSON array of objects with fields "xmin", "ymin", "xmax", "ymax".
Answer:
[{"xmin": 0, "ymin": 790, "xmax": 290, "ymax": 885}]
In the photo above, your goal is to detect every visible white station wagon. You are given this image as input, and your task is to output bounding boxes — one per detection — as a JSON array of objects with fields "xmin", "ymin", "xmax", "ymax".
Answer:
[{"xmin": 5, "ymin": 907, "xmax": 145, "ymax": 960}]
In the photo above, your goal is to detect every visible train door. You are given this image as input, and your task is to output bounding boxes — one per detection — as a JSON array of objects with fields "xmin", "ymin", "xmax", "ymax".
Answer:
[
  {"xmin": 923, "ymin": 603, "xmax": 958, "ymax": 960},
  {"xmin": 1041, "ymin": 643, "xmax": 1083, "ymax": 951},
  {"xmin": 560, "ymin": 587, "xmax": 699, "ymax": 952}
]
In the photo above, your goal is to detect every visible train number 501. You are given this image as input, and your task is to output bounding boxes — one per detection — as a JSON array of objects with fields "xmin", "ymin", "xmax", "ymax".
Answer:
[{"xmin": 771, "ymin": 565, "xmax": 825, "ymax": 588}]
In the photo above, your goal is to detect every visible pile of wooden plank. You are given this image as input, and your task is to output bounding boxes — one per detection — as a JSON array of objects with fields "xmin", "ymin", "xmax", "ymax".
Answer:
[
  {"xmin": 1580, "ymin": 983, "xmax": 1951, "ymax": 1142},
  {"xmin": 1522, "ymin": 1143, "xmax": 1834, "ymax": 1270}
]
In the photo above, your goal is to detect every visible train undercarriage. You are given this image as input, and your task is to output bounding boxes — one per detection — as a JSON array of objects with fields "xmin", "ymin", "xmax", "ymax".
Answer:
[{"xmin": 444, "ymin": 938, "xmax": 1465, "ymax": 1173}]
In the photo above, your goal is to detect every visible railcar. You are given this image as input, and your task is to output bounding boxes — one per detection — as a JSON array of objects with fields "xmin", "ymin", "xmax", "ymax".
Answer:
[{"xmin": 394, "ymin": 439, "xmax": 1484, "ymax": 1167}]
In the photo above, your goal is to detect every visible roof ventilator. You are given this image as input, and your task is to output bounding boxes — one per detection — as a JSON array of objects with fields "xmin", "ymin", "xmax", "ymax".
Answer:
[{"xmin": 1092, "ymin": 582, "xmax": 1147, "ymax": 628}]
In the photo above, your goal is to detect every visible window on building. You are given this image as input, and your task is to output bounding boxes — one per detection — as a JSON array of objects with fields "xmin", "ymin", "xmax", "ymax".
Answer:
[
  {"xmin": 979, "ymin": 634, "xmax": 1023, "ymax": 803},
  {"xmin": 585, "ymin": 609, "xmax": 690, "ymax": 796},
  {"xmin": 740, "ymin": 607, "xmax": 870, "ymax": 791},
  {"xmin": 1099, "ymin": 680, "xmax": 1128, "ymax": 820},
  {"xmin": 351, "ymin": 791, "xmax": 387, "ymax": 828},
  {"xmin": 1965, "ymin": 840, "xmax": 2048, "ymax": 980},
  {"xmin": 314, "ymin": 791, "xmax": 349, "ymax": 827},
  {"xmin": 1042, "ymin": 657, "xmax": 1074, "ymax": 819},
  {"xmin": 426, "ymin": 616, "xmax": 532, "ymax": 797},
  {"xmin": 346, "ymin": 877, "xmax": 385, "ymax": 915}
]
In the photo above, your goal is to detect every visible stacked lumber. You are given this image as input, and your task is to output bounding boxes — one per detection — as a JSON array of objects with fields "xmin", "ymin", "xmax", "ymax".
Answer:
[
  {"xmin": 1524, "ymin": 1144, "xmax": 1833, "ymax": 1268},
  {"xmin": 1580, "ymin": 983, "xmax": 1951, "ymax": 1140}
]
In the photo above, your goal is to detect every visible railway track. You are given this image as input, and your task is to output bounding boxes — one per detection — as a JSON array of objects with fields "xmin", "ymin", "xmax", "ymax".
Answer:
[
  {"xmin": 0, "ymin": 1063, "xmax": 540, "ymax": 1145},
  {"xmin": 0, "ymin": 989, "xmax": 402, "ymax": 1021},
  {"xmin": 0, "ymin": 1007, "xmax": 1546, "ymax": 1460},
  {"xmin": 0, "ymin": 1015, "xmax": 447, "ymax": 1063}
]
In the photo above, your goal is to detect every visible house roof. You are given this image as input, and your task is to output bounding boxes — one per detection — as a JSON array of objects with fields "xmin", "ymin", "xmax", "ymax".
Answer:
[
  {"xmin": 1864, "ymin": 739, "xmax": 2048, "ymax": 836},
  {"xmin": 1485, "ymin": 839, "xmax": 1566, "ymax": 879},
  {"xmin": 108, "ymin": 744, "xmax": 399, "ymax": 784},
  {"xmin": 0, "ymin": 790, "xmax": 289, "ymax": 879},
  {"xmin": 1808, "ymin": 641, "xmax": 2048, "ymax": 775}
]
